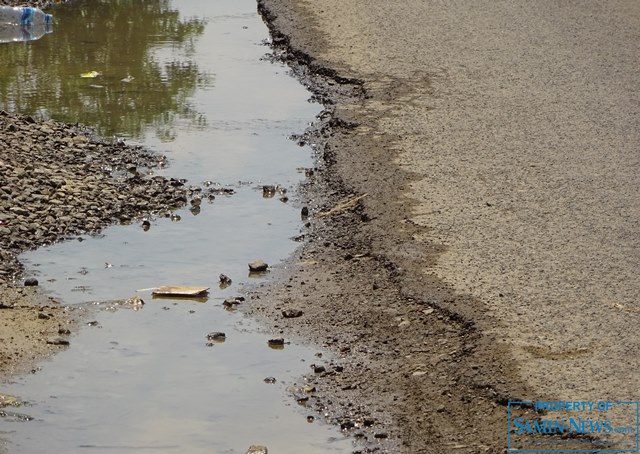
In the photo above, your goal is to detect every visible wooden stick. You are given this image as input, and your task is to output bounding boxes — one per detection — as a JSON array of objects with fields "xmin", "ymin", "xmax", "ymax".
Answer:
[{"xmin": 315, "ymin": 194, "xmax": 368, "ymax": 219}]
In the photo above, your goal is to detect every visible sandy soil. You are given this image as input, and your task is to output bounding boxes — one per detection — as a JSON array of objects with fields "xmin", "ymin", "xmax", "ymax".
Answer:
[
  {"xmin": 0, "ymin": 285, "xmax": 83, "ymax": 378},
  {"xmin": 0, "ymin": 284, "xmax": 85, "ymax": 454},
  {"xmin": 251, "ymin": 0, "xmax": 640, "ymax": 452}
]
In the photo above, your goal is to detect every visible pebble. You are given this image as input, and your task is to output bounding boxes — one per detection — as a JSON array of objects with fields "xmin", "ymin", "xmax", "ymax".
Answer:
[
  {"xmin": 267, "ymin": 338, "xmax": 285, "ymax": 347},
  {"xmin": 120, "ymin": 296, "xmax": 144, "ymax": 309},
  {"xmin": 46, "ymin": 337, "xmax": 70, "ymax": 346},
  {"xmin": 24, "ymin": 278, "xmax": 38, "ymax": 287},
  {"xmin": 282, "ymin": 309, "xmax": 303, "ymax": 318},
  {"xmin": 248, "ymin": 260, "xmax": 269, "ymax": 272},
  {"xmin": 263, "ymin": 377, "xmax": 276, "ymax": 384},
  {"xmin": 206, "ymin": 332, "xmax": 226, "ymax": 342},
  {"xmin": 247, "ymin": 446, "xmax": 268, "ymax": 454},
  {"xmin": 341, "ymin": 420, "xmax": 355, "ymax": 430},
  {"xmin": 219, "ymin": 274, "xmax": 232, "ymax": 287},
  {"xmin": 222, "ymin": 296, "xmax": 244, "ymax": 308},
  {"xmin": 262, "ymin": 185, "xmax": 276, "ymax": 198}
]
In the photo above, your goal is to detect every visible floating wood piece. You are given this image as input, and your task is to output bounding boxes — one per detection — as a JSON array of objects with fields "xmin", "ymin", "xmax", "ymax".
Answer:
[
  {"xmin": 150, "ymin": 286, "xmax": 210, "ymax": 297},
  {"xmin": 315, "ymin": 194, "xmax": 368, "ymax": 219}
]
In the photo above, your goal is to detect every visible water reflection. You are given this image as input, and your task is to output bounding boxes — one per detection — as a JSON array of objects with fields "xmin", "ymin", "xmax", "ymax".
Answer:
[
  {"xmin": 0, "ymin": 0, "xmax": 210, "ymax": 139},
  {"xmin": 0, "ymin": 22, "xmax": 52, "ymax": 44}
]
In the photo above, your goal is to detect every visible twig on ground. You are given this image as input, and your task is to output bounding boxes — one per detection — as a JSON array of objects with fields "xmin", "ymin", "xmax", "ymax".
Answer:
[{"xmin": 315, "ymin": 193, "xmax": 368, "ymax": 219}]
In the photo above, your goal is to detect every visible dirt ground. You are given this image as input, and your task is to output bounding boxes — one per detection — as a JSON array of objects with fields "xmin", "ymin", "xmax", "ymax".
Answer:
[
  {"xmin": 0, "ymin": 284, "xmax": 86, "ymax": 454},
  {"xmin": 0, "ymin": 285, "xmax": 83, "ymax": 378},
  {"xmin": 249, "ymin": 0, "xmax": 640, "ymax": 452}
]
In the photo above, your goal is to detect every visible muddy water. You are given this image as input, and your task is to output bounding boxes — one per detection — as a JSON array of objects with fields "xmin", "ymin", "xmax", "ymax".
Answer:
[{"xmin": 1, "ymin": 1, "xmax": 353, "ymax": 452}]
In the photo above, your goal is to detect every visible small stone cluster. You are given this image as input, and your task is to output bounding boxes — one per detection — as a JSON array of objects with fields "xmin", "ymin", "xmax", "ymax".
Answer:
[
  {"xmin": 0, "ymin": 0, "xmax": 62, "ymax": 8},
  {"xmin": 0, "ymin": 111, "xmax": 193, "ymax": 282}
]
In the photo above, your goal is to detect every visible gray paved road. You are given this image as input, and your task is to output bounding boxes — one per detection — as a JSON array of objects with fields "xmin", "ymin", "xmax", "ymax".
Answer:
[{"xmin": 274, "ymin": 0, "xmax": 640, "ymax": 402}]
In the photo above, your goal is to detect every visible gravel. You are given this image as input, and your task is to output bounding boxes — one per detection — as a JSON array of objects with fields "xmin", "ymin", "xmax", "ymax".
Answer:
[
  {"xmin": 0, "ymin": 111, "xmax": 195, "ymax": 282},
  {"xmin": 0, "ymin": 0, "xmax": 62, "ymax": 9}
]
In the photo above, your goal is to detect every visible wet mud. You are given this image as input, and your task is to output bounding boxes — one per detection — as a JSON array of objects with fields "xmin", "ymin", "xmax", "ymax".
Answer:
[{"xmin": 0, "ymin": 284, "xmax": 84, "ymax": 379}]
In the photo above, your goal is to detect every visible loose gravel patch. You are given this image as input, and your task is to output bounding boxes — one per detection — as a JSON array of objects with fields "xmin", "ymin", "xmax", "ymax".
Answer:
[{"xmin": 0, "ymin": 111, "xmax": 194, "ymax": 282}]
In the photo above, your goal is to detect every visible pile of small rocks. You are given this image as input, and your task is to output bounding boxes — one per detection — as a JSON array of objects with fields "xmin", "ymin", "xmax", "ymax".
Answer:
[
  {"xmin": 0, "ymin": 111, "xmax": 193, "ymax": 282},
  {"xmin": 0, "ymin": 0, "xmax": 64, "ymax": 9}
]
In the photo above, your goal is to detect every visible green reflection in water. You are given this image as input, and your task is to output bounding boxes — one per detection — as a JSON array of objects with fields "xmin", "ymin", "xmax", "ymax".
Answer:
[{"xmin": 0, "ymin": 0, "xmax": 211, "ymax": 140}]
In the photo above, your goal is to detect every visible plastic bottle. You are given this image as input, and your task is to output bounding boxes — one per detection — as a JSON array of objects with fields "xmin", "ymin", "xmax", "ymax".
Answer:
[
  {"xmin": 0, "ymin": 7, "xmax": 53, "ymax": 44},
  {"xmin": 0, "ymin": 22, "xmax": 52, "ymax": 44},
  {"xmin": 0, "ymin": 6, "xmax": 53, "ymax": 26}
]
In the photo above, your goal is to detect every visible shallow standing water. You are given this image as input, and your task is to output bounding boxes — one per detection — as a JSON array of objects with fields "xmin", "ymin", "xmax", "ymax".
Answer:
[{"xmin": 0, "ymin": 1, "xmax": 353, "ymax": 452}]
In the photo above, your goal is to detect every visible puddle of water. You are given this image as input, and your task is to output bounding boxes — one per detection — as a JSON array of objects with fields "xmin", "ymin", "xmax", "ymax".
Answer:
[
  {"xmin": 3, "ymin": 309, "xmax": 349, "ymax": 454},
  {"xmin": 24, "ymin": 190, "xmax": 302, "ymax": 305},
  {"xmin": 0, "ymin": 0, "xmax": 354, "ymax": 452}
]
